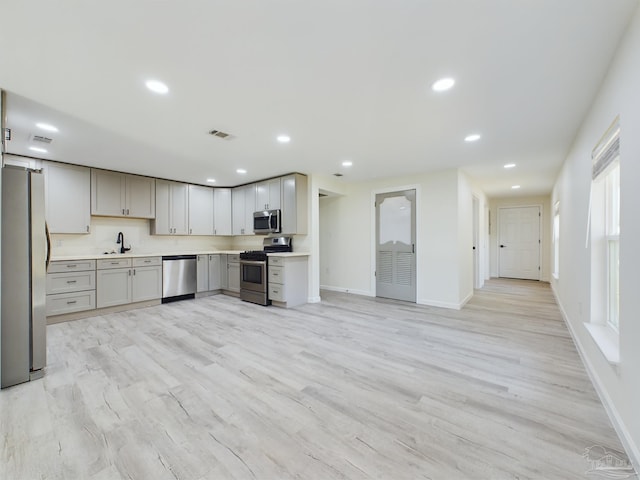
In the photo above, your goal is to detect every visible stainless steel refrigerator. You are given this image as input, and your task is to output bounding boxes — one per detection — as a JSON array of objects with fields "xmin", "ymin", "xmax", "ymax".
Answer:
[{"xmin": 1, "ymin": 165, "xmax": 48, "ymax": 388}]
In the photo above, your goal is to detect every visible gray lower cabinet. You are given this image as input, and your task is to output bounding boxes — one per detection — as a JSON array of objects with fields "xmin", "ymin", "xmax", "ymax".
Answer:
[
  {"xmin": 196, "ymin": 254, "xmax": 223, "ymax": 292},
  {"xmin": 220, "ymin": 255, "xmax": 228, "ymax": 289},
  {"xmin": 97, "ymin": 257, "xmax": 161, "ymax": 308},
  {"xmin": 267, "ymin": 256, "xmax": 308, "ymax": 308},
  {"xmin": 209, "ymin": 254, "xmax": 222, "ymax": 290},
  {"xmin": 131, "ymin": 265, "xmax": 162, "ymax": 302},
  {"xmin": 227, "ymin": 254, "xmax": 240, "ymax": 293},
  {"xmin": 46, "ymin": 259, "xmax": 97, "ymax": 316},
  {"xmin": 196, "ymin": 255, "xmax": 209, "ymax": 292}
]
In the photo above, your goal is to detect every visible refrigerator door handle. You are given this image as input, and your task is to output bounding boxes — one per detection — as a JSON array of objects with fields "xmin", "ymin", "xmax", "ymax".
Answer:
[{"xmin": 45, "ymin": 221, "xmax": 51, "ymax": 272}]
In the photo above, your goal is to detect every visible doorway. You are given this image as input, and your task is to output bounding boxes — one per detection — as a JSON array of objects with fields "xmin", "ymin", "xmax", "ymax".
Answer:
[
  {"xmin": 375, "ymin": 189, "xmax": 416, "ymax": 302},
  {"xmin": 498, "ymin": 206, "xmax": 541, "ymax": 280}
]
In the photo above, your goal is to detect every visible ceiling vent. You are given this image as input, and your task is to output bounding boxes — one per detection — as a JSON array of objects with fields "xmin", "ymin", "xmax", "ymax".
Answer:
[
  {"xmin": 30, "ymin": 134, "xmax": 53, "ymax": 144},
  {"xmin": 209, "ymin": 129, "xmax": 234, "ymax": 140}
]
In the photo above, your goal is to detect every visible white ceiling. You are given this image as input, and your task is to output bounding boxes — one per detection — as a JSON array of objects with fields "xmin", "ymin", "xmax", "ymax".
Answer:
[{"xmin": 1, "ymin": 0, "xmax": 637, "ymax": 196}]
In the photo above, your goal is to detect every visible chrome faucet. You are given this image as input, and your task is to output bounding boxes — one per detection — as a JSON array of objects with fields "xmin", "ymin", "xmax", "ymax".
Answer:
[{"xmin": 116, "ymin": 232, "xmax": 131, "ymax": 254}]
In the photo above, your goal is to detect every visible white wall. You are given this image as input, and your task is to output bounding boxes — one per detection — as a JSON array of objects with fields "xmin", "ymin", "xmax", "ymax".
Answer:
[
  {"xmin": 318, "ymin": 168, "xmax": 479, "ymax": 309},
  {"xmin": 488, "ymin": 195, "xmax": 552, "ymax": 281},
  {"xmin": 552, "ymin": 5, "xmax": 640, "ymax": 468}
]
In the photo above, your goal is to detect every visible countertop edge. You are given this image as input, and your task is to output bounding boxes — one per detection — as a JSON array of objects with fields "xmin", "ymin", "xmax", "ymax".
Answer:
[{"xmin": 50, "ymin": 250, "xmax": 245, "ymax": 261}]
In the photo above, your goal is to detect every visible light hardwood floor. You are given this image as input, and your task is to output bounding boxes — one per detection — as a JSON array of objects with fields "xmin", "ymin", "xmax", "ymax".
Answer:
[{"xmin": 0, "ymin": 279, "xmax": 634, "ymax": 479}]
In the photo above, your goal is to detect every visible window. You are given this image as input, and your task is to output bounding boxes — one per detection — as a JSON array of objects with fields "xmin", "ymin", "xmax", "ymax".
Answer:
[
  {"xmin": 588, "ymin": 116, "xmax": 620, "ymax": 363},
  {"xmin": 552, "ymin": 201, "xmax": 560, "ymax": 279},
  {"xmin": 605, "ymin": 162, "xmax": 620, "ymax": 330}
]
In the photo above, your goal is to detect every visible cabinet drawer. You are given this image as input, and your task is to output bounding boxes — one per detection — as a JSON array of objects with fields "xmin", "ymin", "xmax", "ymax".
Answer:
[
  {"xmin": 227, "ymin": 254, "xmax": 240, "ymax": 263},
  {"xmin": 46, "ymin": 271, "xmax": 95, "ymax": 295},
  {"xmin": 268, "ymin": 284, "xmax": 284, "ymax": 302},
  {"xmin": 268, "ymin": 265, "xmax": 284, "ymax": 284},
  {"xmin": 133, "ymin": 256, "xmax": 162, "ymax": 267},
  {"xmin": 269, "ymin": 256, "xmax": 284, "ymax": 266},
  {"xmin": 48, "ymin": 259, "xmax": 96, "ymax": 273},
  {"xmin": 97, "ymin": 258, "xmax": 132, "ymax": 269},
  {"xmin": 46, "ymin": 290, "xmax": 96, "ymax": 316}
]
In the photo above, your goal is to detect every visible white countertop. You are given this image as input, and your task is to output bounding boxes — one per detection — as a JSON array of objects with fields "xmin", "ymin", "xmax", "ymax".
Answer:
[{"xmin": 50, "ymin": 250, "xmax": 310, "ymax": 261}]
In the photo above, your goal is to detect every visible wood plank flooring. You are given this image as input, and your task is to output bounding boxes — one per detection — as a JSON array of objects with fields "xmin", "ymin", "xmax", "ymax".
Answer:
[{"xmin": 1, "ymin": 279, "xmax": 634, "ymax": 479}]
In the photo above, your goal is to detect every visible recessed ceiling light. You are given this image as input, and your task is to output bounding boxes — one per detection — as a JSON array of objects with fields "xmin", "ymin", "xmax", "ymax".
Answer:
[
  {"xmin": 464, "ymin": 134, "xmax": 481, "ymax": 142},
  {"xmin": 36, "ymin": 122, "xmax": 58, "ymax": 132},
  {"xmin": 206, "ymin": 178, "xmax": 216, "ymax": 183},
  {"xmin": 342, "ymin": 160, "xmax": 353, "ymax": 167},
  {"xmin": 29, "ymin": 146, "xmax": 47, "ymax": 153},
  {"xmin": 145, "ymin": 79, "xmax": 169, "ymax": 94},
  {"xmin": 432, "ymin": 77, "xmax": 455, "ymax": 92},
  {"xmin": 236, "ymin": 168, "xmax": 247, "ymax": 174},
  {"xmin": 512, "ymin": 185, "xmax": 521, "ymax": 189},
  {"xmin": 504, "ymin": 163, "xmax": 516, "ymax": 169},
  {"xmin": 277, "ymin": 135, "xmax": 291, "ymax": 143}
]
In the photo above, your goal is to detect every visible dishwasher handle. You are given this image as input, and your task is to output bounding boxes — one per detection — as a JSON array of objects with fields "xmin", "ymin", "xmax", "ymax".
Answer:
[{"xmin": 162, "ymin": 254, "xmax": 197, "ymax": 261}]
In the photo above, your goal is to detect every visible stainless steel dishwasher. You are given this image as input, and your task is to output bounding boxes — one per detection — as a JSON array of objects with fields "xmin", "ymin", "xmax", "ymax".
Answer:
[{"xmin": 162, "ymin": 255, "xmax": 197, "ymax": 303}]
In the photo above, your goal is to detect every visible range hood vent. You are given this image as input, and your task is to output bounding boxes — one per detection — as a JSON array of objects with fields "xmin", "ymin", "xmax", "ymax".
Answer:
[
  {"xmin": 30, "ymin": 134, "xmax": 53, "ymax": 144},
  {"xmin": 209, "ymin": 129, "xmax": 234, "ymax": 140}
]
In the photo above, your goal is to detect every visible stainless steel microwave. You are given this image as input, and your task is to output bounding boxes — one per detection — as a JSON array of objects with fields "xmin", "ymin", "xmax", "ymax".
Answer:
[{"xmin": 253, "ymin": 209, "xmax": 281, "ymax": 234}]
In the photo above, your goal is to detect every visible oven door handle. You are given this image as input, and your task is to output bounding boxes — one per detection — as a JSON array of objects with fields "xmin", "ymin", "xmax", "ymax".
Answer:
[{"xmin": 240, "ymin": 259, "xmax": 267, "ymax": 265}]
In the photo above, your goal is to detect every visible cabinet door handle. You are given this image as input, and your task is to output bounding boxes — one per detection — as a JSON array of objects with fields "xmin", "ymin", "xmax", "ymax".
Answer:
[
  {"xmin": 133, "ymin": 269, "xmax": 136, "ymax": 275},
  {"xmin": 66, "ymin": 300, "xmax": 77, "ymax": 305},
  {"xmin": 126, "ymin": 209, "xmax": 129, "ymax": 215},
  {"xmin": 66, "ymin": 264, "xmax": 77, "ymax": 268},
  {"xmin": 66, "ymin": 280, "xmax": 77, "ymax": 284},
  {"xmin": 128, "ymin": 269, "xmax": 132, "ymax": 276},
  {"xmin": 111, "ymin": 262, "xmax": 120, "ymax": 265},
  {"xmin": 86, "ymin": 225, "xmax": 89, "ymax": 232},
  {"xmin": 190, "ymin": 228, "xmax": 192, "ymax": 234},
  {"xmin": 122, "ymin": 209, "xmax": 125, "ymax": 215}
]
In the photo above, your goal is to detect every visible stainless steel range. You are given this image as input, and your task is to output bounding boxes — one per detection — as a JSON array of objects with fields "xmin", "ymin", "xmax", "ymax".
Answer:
[{"xmin": 239, "ymin": 236, "xmax": 292, "ymax": 306}]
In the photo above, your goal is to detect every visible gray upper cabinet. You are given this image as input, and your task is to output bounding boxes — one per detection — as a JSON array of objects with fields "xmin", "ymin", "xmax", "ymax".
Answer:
[
  {"xmin": 91, "ymin": 169, "xmax": 155, "ymax": 218},
  {"xmin": 44, "ymin": 161, "xmax": 91, "ymax": 234},
  {"xmin": 281, "ymin": 174, "xmax": 308, "ymax": 234},
  {"xmin": 152, "ymin": 179, "xmax": 189, "ymax": 235},
  {"xmin": 188, "ymin": 185, "xmax": 214, "ymax": 235},
  {"xmin": 232, "ymin": 184, "xmax": 256, "ymax": 235},
  {"xmin": 232, "ymin": 186, "xmax": 245, "ymax": 235},
  {"xmin": 213, "ymin": 188, "xmax": 232, "ymax": 235},
  {"xmin": 126, "ymin": 174, "xmax": 156, "ymax": 218},
  {"xmin": 255, "ymin": 178, "xmax": 281, "ymax": 211}
]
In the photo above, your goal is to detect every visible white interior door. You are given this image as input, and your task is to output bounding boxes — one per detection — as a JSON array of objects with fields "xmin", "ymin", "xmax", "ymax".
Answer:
[
  {"xmin": 473, "ymin": 196, "xmax": 480, "ymax": 288},
  {"xmin": 376, "ymin": 190, "xmax": 416, "ymax": 302},
  {"xmin": 498, "ymin": 206, "xmax": 541, "ymax": 280}
]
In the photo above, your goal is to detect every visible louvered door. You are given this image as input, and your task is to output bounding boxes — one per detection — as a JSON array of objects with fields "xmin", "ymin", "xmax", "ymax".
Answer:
[{"xmin": 376, "ymin": 190, "xmax": 416, "ymax": 302}]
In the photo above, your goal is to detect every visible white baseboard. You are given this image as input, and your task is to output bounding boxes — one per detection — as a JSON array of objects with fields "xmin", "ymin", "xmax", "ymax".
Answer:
[
  {"xmin": 417, "ymin": 298, "xmax": 463, "ymax": 310},
  {"xmin": 320, "ymin": 285, "xmax": 374, "ymax": 297},
  {"xmin": 307, "ymin": 296, "xmax": 321, "ymax": 303},
  {"xmin": 320, "ymin": 287, "xmax": 472, "ymax": 311},
  {"xmin": 459, "ymin": 290, "xmax": 473, "ymax": 309},
  {"xmin": 551, "ymin": 284, "xmax": 640, "ymax": 473}
]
